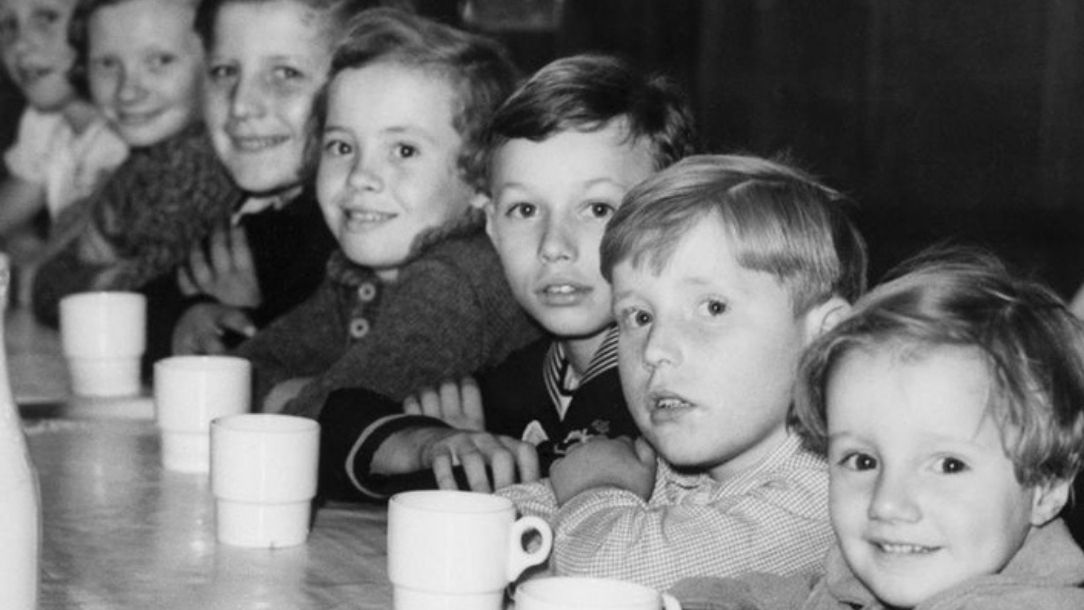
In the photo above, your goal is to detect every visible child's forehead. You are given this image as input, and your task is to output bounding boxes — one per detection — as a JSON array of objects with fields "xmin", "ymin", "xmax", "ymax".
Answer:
[
  {"xmin": 489, "ymin": 123, "xmax": 656, "ymax": 196},
  {"xmin": 1, "ymin": 0, "xmax": 75, "ymax": 14}
]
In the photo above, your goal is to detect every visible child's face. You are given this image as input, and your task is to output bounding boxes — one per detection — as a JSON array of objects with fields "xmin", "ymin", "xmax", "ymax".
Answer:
[
  {"xmin": 827, "ymin": 345, "xmax": 1057, "ymax": 608},
  {"xmin": 0, "ymin": 0, "xmax": 78, "ymax": 111},
  {"xmin": 87, "ymin": 0, "xmax": 203, "ymax": 147},
  {"xmin": 317, "ymin": 62, "xmax": 477, "ymax": 282},
  {"xmin": 614, "ymin": 220, "xmax": 828, "ymax": 480},
  {"xmin": 203, "ymin": 0, "xmax": 330, "ymax": 194},
  {"xmin": 485, "ymin": 121, "xmax": 656, "ymax": 340}
]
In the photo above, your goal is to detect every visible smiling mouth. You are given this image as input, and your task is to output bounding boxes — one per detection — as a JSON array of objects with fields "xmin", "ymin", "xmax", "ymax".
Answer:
[
  {"xmin": 231, "ymin": 135, "xmax": 289, "ymax": 152},
  {"xmin": 17, "ymin": 65, "xmax": 53, "ymax": 85},
  {"xmin": 875, "ymin": 542, "xmax": 938, "ymax": 555},
  {"xmin": 116, "ymin": 110, "xmax": 163, "ymax": 126},
  {"xmin": 343, "ymin": 209, "xmax": 395, "ymax": 229}
]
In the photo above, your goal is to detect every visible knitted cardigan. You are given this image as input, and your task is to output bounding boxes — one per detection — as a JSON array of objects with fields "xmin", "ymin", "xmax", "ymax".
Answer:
[
  {"xmin": 234, "ymin": 217, "xmax": 541, "ymax": 419},
  {"xmin": 31, "ymin": 123, "xmax": 239, "ymax": 326}
]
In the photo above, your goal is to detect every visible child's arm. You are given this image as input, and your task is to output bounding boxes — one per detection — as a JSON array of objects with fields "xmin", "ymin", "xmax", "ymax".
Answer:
[
  {"xmin": 318, "ymin": 385, "xmax": 539, "ymax": 500},
  {"xmin": 231, "ymin": 279, "xmax": 346, "ymax": 405},
  {"xmin": 547, "ymin": 442, "xmax": 832, "ymax": 590},
  {"xmin": 549, "ymin": 437, "xmax": 656, "ymax": 505},
  {"xmin": 0, "ymin": 176, "xmax": 46, "ymax": 239}
]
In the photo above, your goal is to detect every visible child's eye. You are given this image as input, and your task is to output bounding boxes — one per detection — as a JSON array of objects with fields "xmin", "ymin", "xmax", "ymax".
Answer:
[
  {"xmin": 587, "ymin": 201, "xmax": 615, "ymax": 219},
  {"xmin": 207, "ymin": 64, "xmax": 236, "ymax": 82},
  {"xmin": 322, "ymin": 139, "xmax": 352, "ymax": 157},
  {"xmin": 698, "ymin": 298, "xmax": 727, "ymax": 317},
  {"xmin": 147, "ymin": 53, "xmax": 176, "ymax": 70},
  {"xmin": 393, "ymin": 143, "xmax": 418, "ymax": 159},
  {"xmin": 504, "ymin": 202, "xmax": 537, "ymax": 219},
  {"xmin": 839, "ymin": 452, "xmax": 878, "ymax": 471},
  {"xmin": 934, "ymin": 456, "xmax": 968, "ymax": 474},
  {"xmin": 617, "ymin": 307, "xmax": 653, "ymax": 330},
  {"xmin": 31, "ymin": 9, "xmax": 60, "ymax": 29},
  {"xmin": 89, "ymin": 57, "xmax": 118, "ymax": 72},
  {"xmin": 272, "ymin": 66, "xmax": 302, "ymax": 80},
  {"xmin": 0, "ymin": 18, "xmax": 17, "ymax": 44}
]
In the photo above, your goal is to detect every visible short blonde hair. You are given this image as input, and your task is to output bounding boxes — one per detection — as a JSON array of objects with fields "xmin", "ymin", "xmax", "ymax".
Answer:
[
  {"xmin": 793, "ymin": 246, "xmax": 1084, "ymax": 488},
  {"xmin": 600, "ymin": 154, "xmax": 867, "ymax": 314}
]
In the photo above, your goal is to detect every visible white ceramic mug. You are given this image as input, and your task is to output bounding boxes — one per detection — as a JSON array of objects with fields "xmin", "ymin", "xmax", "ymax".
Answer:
[
  {"xmin": 210, "ymin": 413, "xmax": 320, "ymax": 548},
  {"xmin": 154, "ymin": 355, "xmax": 251, "ymax": 472},
  {"xmin": 59, "ymin": 291, "xmax": 146, "ymax": 397},
  {"xmin": 515, "ymin": 576, "xmax": 682, "ymax": 610},
  {"xmin": 388, "ymin": 490, "xmax": 553, "ymax": 610}
]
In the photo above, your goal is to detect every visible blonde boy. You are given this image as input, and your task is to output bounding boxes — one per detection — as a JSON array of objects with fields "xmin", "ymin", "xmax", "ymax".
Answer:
[
  {"xmin": 500, "ymin": 154, "xmax": 868, "ymax": 590},
  {"xmin": 673, "ymin": 248, "xmax": 1084, "ymax": 609}
]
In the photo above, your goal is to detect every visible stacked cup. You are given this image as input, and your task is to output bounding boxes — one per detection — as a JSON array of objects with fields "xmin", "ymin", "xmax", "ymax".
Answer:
[
  {"xmin": 60, "ymin": 291, "xmax": 146, "ymax": 397},
  {"xmin": 153, "ymin": 355, "xmax": 251, "ymax": 472},
  {"xmin": 210, "ymin": 413, "xmax": 320, "ymax": 548}
]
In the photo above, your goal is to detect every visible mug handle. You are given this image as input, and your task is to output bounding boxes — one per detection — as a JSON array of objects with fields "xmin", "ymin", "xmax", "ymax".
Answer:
[
  {"xmin": 661, "ymin": 592, "xmax": 683, "ymax": 610},
  {"xmin": 505, "ymin": 515, "xmax": 553, "ymax": 582}
]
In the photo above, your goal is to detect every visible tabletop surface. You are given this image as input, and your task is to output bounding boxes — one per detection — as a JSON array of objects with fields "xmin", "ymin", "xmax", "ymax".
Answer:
[{"xmin": 6, "ymin": 308, "xmax": 394, "ymax": 610}]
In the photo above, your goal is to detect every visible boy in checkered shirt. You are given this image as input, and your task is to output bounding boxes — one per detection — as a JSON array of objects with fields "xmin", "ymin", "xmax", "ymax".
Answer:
[{"xmin": 499, "ymin": 153, "xmax": 868, "ymax": 590}]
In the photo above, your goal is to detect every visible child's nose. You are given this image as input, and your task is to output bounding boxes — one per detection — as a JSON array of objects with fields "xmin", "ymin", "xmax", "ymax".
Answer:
[
  {"xmin": 228, "ymin": 77, "xmax": 265, "ymax": 119},
  {"xmin": 347, "ymin": 156, "xmax": 382, "ymax": 191},
  {"xmin": 642, "ymin": 320, "xmax": 681, "ymax": 369},
  {"xmin": 538, "ymin": 219, "xmax": 575, "ymax": 263},
  {"xmin": 117, "ymin": 67, "xmax": 146, "ymax": 103},
  {"xmin": 868, "ymin": 468, "xmax": 920, "ymax": 523}
]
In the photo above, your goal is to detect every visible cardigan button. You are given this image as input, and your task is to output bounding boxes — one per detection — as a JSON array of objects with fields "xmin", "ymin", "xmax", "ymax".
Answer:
[
  {"xmin": 349, "ymin": 318, "xmax": 371, "ymax": 339},
  {"xmin": 356, "ymin": 282, "xmax": 377, "ymax": 303}
]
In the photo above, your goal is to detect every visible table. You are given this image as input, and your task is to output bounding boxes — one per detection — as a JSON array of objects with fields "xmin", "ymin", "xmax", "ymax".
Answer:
[{"xmin": 6, "ymin": 309, "xmax": 394, "ymax": 609}]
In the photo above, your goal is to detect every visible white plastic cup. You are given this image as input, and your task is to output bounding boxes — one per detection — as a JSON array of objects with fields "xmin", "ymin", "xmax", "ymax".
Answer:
[
  {"xmin": 516, "ymin": 576, "xmax": 683, "ymax": 610},
  {"xmin": 388, "ymin": 490, "xmax": 553, "ymax": 610},
  {"xmin": 210, "ymin": 414, "xmax": 320, "ymax": 548},
  {"xmin": 154, "ymin": 355, "xmax": 251, "ymax": 472},
  {"xmin": 59, "ymin": 291, "xmax": 146, "ymax": 397}
]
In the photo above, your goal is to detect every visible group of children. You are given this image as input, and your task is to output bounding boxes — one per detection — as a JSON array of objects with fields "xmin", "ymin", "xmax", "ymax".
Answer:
[{"xmin": 2, "ymin": 1, "xmax": 1083, "ymax": 608}]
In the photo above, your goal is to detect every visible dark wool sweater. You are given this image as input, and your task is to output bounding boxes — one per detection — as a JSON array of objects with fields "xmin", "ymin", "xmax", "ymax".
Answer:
[
  {"xmin": 234, "ymin": 221, "xmax": 541, "ymax": 420},
  {"xmin": 32, "ymin": 123, "xmax": 239, "ymax": 326}
]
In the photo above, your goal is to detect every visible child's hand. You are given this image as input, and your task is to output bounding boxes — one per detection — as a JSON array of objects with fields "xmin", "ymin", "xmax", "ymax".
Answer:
[
  {"xmin": 374, "ymin": 426, "xmax": 540, "ymax": 493},
  {"xmin": 402, "ymin": 377, "xmax": 485, "ymax": 431},
  {"xmin": 549, "ymin": 436, "xmax": 657, "ymax": 506},
  {"xmin": 178, "ymin": 224, "xmax": 262, "ymax": 308},
  {"xmin": 171, "ymin": 303, "xmax": 256, "ymax": 355},
  {"xmin": 263, "ymin": 377, "xmax": 312, "ymax": 413},
  {"xmin": 420, "ymin": 429, "xmax": 539, "ymax": 493}
]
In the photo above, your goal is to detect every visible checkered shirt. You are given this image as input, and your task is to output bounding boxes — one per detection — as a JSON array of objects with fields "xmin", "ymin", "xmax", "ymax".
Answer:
[{"xmin": 499, "ymin": 433, "xmax": 832, "ymax": 591}]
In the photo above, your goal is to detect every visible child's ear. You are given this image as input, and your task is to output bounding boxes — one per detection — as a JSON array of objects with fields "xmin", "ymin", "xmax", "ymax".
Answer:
[
  {"xmin": 1029, "ymin": 478, "xmax": 1071, "ymax": 527},
  {"xmin": 476, "ymin": 193, "xmax": 498, "ymax": 245},
  {"xmin": 801, "ymin": 296, "xmax": 851, "ymax": 343}
]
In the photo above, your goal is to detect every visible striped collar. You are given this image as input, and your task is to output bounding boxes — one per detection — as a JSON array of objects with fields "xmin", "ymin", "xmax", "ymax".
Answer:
[{"xmin": 543, "ymin": 325, "xmax": 619, "ymax": 419}]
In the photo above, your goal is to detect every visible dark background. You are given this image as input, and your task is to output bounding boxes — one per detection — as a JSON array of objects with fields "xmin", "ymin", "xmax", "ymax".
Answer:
[
  {"xmin": 3, "ymin": 0, "xmax": 1082, "ymax": 293},
  {"xmin": 463, "ymin": 0, "xmax": 1084, "ymax": 296}
]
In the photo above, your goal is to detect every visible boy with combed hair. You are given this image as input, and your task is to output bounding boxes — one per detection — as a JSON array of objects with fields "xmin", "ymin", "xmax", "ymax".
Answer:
[{"xmin": 500, "ymin": 153, "xmax": 868, "ymax": 590}]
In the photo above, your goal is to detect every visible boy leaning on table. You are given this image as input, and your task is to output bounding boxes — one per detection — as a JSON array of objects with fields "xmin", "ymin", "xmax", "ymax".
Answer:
[
  {"xmin": 498, "ymin": 154, "xmax": 869, "ymax": 591},
  {"xmin": 316, "ymin": 53, "xmax": 696, "ymax": 500}
]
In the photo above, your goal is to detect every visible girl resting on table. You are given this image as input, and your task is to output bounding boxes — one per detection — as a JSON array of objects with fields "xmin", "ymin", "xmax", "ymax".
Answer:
[
  {"xmin": 169, "ymin": 0, "xmax": 381, "ymax": 356},
  {"xmin": 233, "ymin": 8, "xmax": 540, "ymax": 418},
  {"xmin": 31, "ymin": 0, "xmax": 238, "ymax": 351},
  {"xmin": 0, "ymin": 0, "xmax": 128, "ymax": 302}
]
